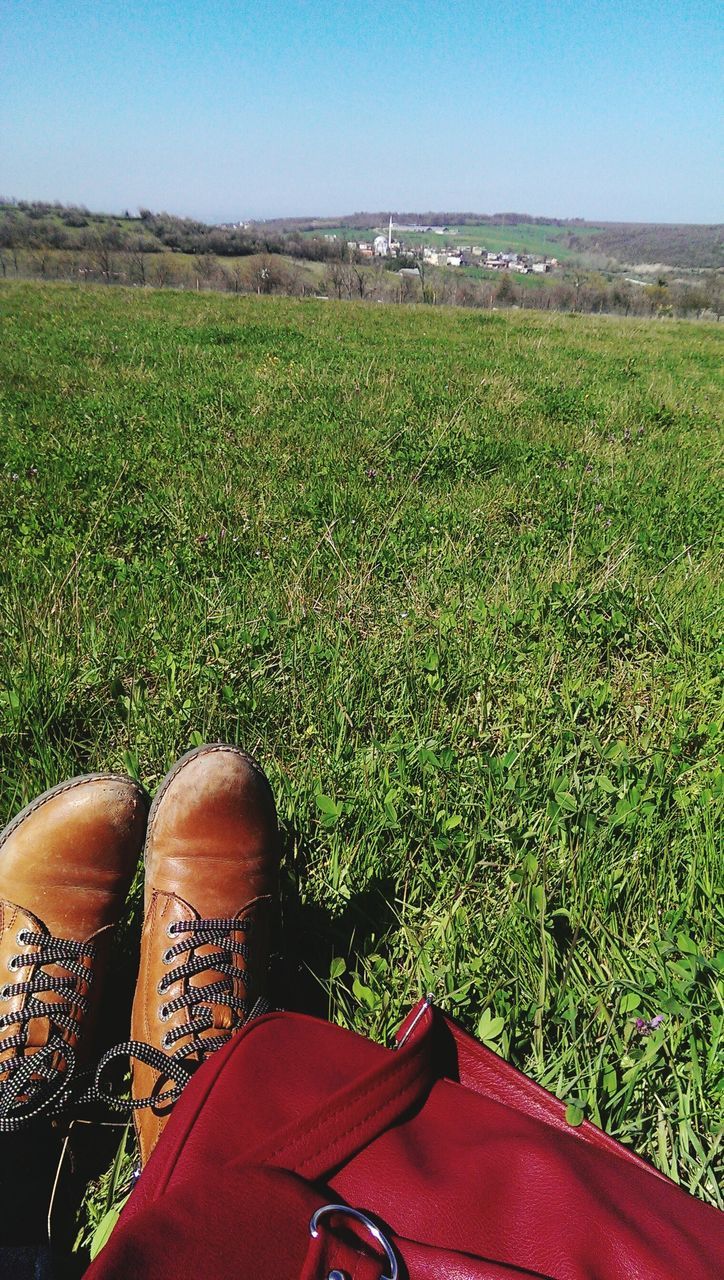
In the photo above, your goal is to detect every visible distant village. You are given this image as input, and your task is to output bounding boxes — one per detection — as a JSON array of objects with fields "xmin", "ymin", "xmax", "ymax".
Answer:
[{"xmin": 326, "ymin": 218, "xmax": 559, "ymax": 275}]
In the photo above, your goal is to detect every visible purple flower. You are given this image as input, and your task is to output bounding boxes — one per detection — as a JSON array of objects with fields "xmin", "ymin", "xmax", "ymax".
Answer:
[{"xmin": 634, "ymin": 1014, "xmax": 665, "ymax": 1036}]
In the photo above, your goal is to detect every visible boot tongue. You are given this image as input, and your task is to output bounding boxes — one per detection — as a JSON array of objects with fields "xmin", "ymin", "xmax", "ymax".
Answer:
[
  {"xmin": 189, "ymin": 941, "xmax": 238, "ymax": 1034},
  {"xmin": 184, "ymin": 910, "xmax": 248, "ymax": 1039}
]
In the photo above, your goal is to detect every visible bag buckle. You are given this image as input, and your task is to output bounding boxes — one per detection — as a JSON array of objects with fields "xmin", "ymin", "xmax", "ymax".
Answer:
[{"xmin": 309, "ymin": 1203, "xmax": 399, "ymax": 1280}]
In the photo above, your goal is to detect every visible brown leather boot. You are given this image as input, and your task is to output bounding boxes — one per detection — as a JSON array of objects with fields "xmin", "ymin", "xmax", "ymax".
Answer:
[
  {"xmin": 0, "ymin": 774, "xmax": 148, "ymax": 1131},
  {"xmin": 127, "ymin": 744, "xmax": 279, "ymax": 1166}
]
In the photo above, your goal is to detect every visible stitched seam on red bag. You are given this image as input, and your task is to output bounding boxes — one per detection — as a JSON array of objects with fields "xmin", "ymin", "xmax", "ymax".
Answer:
[
  {"xmin": 262, "ymin": 1039, "xmax": 421, "ymax": 1162},
  {"xmin": 256, "ymin": 1035, "xmax": 426, "ymax": 1167},
  {"xmin": 283, "ymin": 1062, "xmax": 424, "ymax": 1175},
  {"xmin": 296, "ymin": 1074, "xmax": 420, "ymax": 1176}
]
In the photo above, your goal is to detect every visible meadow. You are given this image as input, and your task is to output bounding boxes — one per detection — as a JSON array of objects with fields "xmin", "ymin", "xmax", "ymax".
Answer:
[{"xmin": 0, "ymin": 281, "xmax": 721, "ymax": 1251}]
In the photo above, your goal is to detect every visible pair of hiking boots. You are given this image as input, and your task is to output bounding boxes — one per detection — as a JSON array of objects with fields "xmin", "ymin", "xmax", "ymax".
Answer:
[{"xmin": 0, "ymin": 744, "xmax": 279, "ymax": 1166}]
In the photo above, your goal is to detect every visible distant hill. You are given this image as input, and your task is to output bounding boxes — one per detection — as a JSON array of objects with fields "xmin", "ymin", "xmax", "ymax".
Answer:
[{"xmin": 566, "ymin": 223, "xmax": 723, "ymax": 271}]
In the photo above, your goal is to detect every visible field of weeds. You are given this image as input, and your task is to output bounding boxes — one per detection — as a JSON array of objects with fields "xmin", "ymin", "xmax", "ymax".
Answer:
[{"xmin": 0, "ymin": 281, "xmax": 721, "ymax": 1256}]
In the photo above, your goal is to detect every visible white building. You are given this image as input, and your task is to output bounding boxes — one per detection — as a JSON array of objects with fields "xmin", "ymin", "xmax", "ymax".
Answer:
[{"xmin": 373, "ymin": 235, "xmax": 389, "ymax": 257}]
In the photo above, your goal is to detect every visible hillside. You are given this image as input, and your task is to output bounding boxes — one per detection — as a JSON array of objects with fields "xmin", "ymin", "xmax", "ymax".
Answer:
[{"xmin": 568, "ymin": 222, "xmax": 723, "ymax": 270}]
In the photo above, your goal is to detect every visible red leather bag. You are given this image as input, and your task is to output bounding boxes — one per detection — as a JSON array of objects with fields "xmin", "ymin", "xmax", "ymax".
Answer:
[{"xmin": 86, "ymin": 1000, "xmax": 723, "ymax": 1279}]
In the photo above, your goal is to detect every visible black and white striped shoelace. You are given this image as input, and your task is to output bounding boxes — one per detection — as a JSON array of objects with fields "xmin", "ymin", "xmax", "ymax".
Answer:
[
  {"xmin": 0, "ymin": 928, "xmax": 95, "ymax": 1131},
  {"xmin": 94, "ymin": 916, "xmax": 254, "ymax": 1110}
]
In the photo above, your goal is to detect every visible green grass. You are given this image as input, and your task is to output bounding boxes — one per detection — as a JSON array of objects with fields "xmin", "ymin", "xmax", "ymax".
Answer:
[{"xmin": 0, "ymin": 282, "xmax": 722, "ymax": 1252}]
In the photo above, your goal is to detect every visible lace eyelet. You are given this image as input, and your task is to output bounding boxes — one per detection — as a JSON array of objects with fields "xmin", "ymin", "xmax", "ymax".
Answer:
[
  {"xmin": 0, "ymin": 986, "xmax": 9, "ymax": 999},
  {"xmin": 162, "ymin": 950, "xmax": 172, "ymax": 965},
  {"xmin": 166, "ymin": 924, "xmax": 178, "ymax": 938},
  {"xmin": 162, "ymin": 1032, "xmax": 172, "ymax": 1049},
  {"xmin": 7, "ymin": 957, "xmax": 19, "ymax": 972},
  {"xmin": 159, "ymin": 1005, "xmax": 171, "ymax": 1022},
  {"xmin": 157, "ymin": 978, "xmax": 167, "ymax": 995},
  {"xmin": 16, "ymin": 929, "xmax": 29, "ymax": 945}
]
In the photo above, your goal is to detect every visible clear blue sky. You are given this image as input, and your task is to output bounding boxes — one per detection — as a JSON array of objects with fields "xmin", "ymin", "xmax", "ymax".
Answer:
[{"xmin": 2, "ymin": 0, "xmax": 722, "ymax": 223}]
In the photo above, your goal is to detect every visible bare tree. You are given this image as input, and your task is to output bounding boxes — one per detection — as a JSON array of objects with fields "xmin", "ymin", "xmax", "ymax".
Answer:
[
  {"xmin": 127, "ymin": 237, "xmax": 152, "ymax": 286},
  {"xmin": 326, "ymin": 261, "xmax": 363, "ymax": 299},
  {"xmin": 149, "ymin": 257, "xmax": 173, "ymax": 288},
  {"xmin": 195, "ymin": 253, "xmax": 221, "ymax": 288},
  {"xmin": 323, "ymin": 260, "xmax": 349, "ymax": 299},
  {"xmin": 252, "ymin": 254, "xmax": 274, "ymax": 294},
  {"xmin": 417, "ymin": 256, "xmax": 435, "ymax": 304},
  {"xmin": 226, "ymin": 261, "xmax": 248, "ymax": 293},
  {"xmin": 88, "ymin": 231, "xmax": 115, "ymax": 283},
  {"xmin": 285, "ymin": 261, "xmax": 305, "ymax": 296},
  {"xmin": 349, "ymin": 265, "xmax": 373, "ymax": 299},
  {"xmin": 30, "ymin": 250, "xmax": 49, "ymax": 278},
  {"xmin": 249, "ymin": 254, "xmax": 291, "ymax": 294}
]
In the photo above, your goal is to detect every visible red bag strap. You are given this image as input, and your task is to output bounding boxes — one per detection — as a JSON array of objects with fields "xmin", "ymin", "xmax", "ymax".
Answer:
[{"xmin": 245, "ymin": 998, "xmax": 435, "ymax": 1179}]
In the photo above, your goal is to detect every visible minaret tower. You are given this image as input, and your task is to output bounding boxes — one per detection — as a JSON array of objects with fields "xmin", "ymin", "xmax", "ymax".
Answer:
[{"xmin": 388, "ymin": 214, "xmax": 393, "ymax": 248}]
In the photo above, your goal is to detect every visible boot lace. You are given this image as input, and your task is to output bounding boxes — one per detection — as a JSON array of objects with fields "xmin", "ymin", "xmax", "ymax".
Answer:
[
  {"xmin": 0, "ymin": 928, "xmax": 94, "ymax": 1131},
  {"xmin": 95, "ymin": 916, "xmax": 253, "ymax": 1110}
]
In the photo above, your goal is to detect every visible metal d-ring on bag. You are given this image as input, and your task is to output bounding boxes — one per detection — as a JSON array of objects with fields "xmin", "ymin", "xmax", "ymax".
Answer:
[{"xmin": 310, "ymin": 1204, "xmax": 399, "ymax": 1280}]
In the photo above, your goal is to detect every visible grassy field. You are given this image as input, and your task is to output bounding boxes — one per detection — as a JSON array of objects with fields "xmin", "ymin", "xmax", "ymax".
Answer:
[{"xmin": 0, "ymin": 282, "xmax": 722, "ymax": 1251}]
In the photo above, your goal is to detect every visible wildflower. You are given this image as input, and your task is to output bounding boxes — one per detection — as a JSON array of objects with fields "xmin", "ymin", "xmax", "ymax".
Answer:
[
  {"xmin": 366, "ymin": 467, "xmax": 378, "ymax": 480},
  {"xmin": 634, "ymin": 1014, "xmax": 665, "ymax": 1036},
  {"xmin": 594, "ymin": 502, "xmax": 604, "ymax": 514}
]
